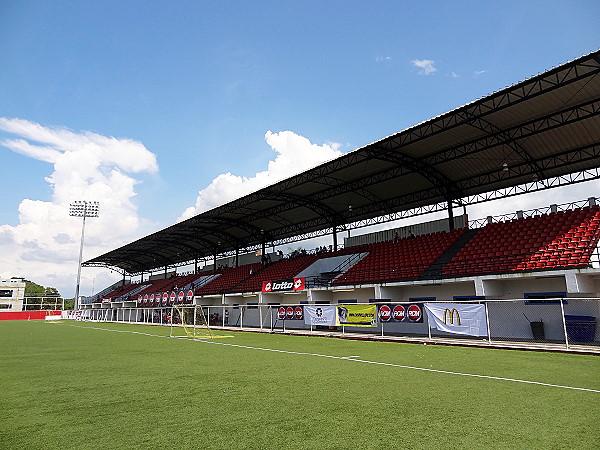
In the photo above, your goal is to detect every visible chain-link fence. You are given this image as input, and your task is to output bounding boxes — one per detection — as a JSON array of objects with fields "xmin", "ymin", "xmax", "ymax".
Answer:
[{"xmin": 79, "ymin": 298, "xmax": 599, "ymax": 349}]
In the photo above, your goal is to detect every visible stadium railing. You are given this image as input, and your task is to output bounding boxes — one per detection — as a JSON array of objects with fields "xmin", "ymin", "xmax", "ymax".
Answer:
[
  {"xmin": 82, "ymin": 298, "xmax": 599, "ymax": 350},
  {"xmin": 22, "ymin": 296, "xmax": 65, "ymax": 310}
]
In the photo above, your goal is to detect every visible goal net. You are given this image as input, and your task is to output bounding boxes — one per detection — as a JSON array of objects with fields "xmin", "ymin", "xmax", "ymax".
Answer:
[{"xmin": 169, "ymin": 305, "xmax": 213, "ymax": 339}]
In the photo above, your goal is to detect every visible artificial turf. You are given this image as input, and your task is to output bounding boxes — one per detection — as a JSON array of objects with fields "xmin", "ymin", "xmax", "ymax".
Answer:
[{"xmin": 1, "ymin": 320, "xmax": 599, "ymax": 449}]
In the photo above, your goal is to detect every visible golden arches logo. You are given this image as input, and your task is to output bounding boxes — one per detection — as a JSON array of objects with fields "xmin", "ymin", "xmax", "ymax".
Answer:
[{"xmin": 443, "ymin": 308, "xmax": 461, "ymax": 325}]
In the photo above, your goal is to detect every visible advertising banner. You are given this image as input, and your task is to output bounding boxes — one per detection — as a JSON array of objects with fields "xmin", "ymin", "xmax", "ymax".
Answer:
[
  {"xmin": 406, "ymin": 304, "xmax": 424, "ymax": 323},
  {"xmin": 275, "ymin": 305, "xmax": 304, "ymax": 320},
  {"xmin": 277, "ymin": 306, "xmax": 286, "ymax": 320},
  {"xmin": 378, "ymin": 304, "xmax": 392, "ymax": 322},
  {"xmin": 286, "ymin": 306, "xmax": 295, "ymax": 320},
  {"xmin": 304, "ymin": 305, "xmax": 337, "ymax": 326},
  {"xmin": 293, "ymin": 277, "xmax": 305, "ymax": 291},
  {"xmin": 377, "ymin": 304, "xmax": 424, "ymax": 323},
  {"xmin": 337, "ymin": 304, "xmax": 377, "ymax": 327},
  {"xmin": 262, "ymin": 277, "xmax": 306, "ymax": 293},
  {"xmin": 424, "ymin": 303, "xmax": 488, "ymax": 336}
]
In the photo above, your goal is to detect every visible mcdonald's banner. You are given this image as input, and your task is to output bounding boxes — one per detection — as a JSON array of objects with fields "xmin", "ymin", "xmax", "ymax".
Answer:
[
  {"xmin": 304, "ymin": 305, "xmax": 337, "ymax": 326},
  {"xmin": 337, "ymin": 304, "xmax": 378, "ymax": 327},
  {"xmin": 424, "ymin": 303, "xmax": 488, "ymax": 336}
]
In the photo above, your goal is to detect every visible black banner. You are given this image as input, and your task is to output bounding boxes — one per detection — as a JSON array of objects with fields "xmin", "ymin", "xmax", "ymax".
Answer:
[{"xmin": 378, "ymin": 304, "xmax": 423, "ymax": 323}]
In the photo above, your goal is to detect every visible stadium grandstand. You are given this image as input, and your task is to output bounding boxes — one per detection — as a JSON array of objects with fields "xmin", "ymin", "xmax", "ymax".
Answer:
[{"xmin": 79, "ymin": 50, "xmax": 600, "ymax": 351}]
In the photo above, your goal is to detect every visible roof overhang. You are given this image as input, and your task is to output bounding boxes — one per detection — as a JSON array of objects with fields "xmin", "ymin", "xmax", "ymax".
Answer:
[{"xmin": 85, "ymin": 50, "xmax": 600, "ymax": 275}]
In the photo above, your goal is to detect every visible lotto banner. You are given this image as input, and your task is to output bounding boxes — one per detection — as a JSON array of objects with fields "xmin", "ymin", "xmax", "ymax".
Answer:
[
  {"xmin": 337, "ymin": 304, "xmax": 377, "ymax": 327},
  {"xmin": 304, "ymin": 305, "xmax": 337, "ymax": 326},
  {"xmin": 262, "ymin": 277, "xmax": 305, "ymax": 293},
  {"xmin": 424, "ymin": 303, "xmax": 488, "ymax": 336}
]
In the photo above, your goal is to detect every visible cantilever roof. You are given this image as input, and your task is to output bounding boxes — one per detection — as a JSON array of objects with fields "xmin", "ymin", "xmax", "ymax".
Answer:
[{"xmin": 86, "ymin": 50, "xmax": 600, "ymax": 274}]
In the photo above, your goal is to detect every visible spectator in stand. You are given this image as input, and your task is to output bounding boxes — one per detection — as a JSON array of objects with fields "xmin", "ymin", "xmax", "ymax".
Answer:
[{"xmin": 393, "ymin": 232, "xmax": 400, "ymax": 243}]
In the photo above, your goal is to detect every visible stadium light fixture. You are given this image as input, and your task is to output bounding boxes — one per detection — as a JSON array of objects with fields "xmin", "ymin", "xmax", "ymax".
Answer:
[{"xmin": 69, "ymin": 201, "xmax": 100, "ymax": 310}]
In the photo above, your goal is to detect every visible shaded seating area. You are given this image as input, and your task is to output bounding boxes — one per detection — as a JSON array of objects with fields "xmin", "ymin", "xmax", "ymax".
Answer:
[
  {"xmin": 443, "ymin": 206, "xmax": 600, "ymax": 277},
  {"xmin": 97, "ymin": 282, "xmax": 143, "ymax": 302},
  {"xmin": 194, "ymin": 263, "xmax": 263, "ymax": 295},
  {"xmin": 98, "ymin": 206, "xmax": 600, "ymax": 300},
  {"xmin": 100, "ymin": 273, "xmax": 204, "ymax": 303},
  {"xmin": 333, "ymin": 228, "xmax": 466, "ymax": 285},
  {"xmin": 135, "ymin": 274, "xmax": 193, "ymax": 298}
]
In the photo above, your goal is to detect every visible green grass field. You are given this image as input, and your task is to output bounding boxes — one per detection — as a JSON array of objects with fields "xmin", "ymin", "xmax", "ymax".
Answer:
[{"xmin": 2, "ymin": 320, "xmax": 599, "ymax": 449}]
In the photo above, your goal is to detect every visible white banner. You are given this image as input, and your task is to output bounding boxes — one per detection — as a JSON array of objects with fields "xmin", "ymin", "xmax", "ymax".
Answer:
[
  {"xmin": 425, "ymin": 303, "xmax": 488, "ymax": 336},
  {"xmin": 304, "ymin": 305, "xmax": 337, "ymax": 326}
]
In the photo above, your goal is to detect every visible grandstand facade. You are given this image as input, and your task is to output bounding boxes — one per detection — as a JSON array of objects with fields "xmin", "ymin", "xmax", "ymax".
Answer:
[
  {"xmin": 0, "ymin": 278, "xmax": 25, "ymax": 311},
  {"xmin": 80, "ymin": 50, "xmax": 600, "ymax": 350}
]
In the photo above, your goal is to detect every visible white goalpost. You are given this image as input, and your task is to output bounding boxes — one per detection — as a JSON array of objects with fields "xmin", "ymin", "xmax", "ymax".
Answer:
[{"xmin": 169, "ymin": 305, "xmax": 214, "ymax": 339}]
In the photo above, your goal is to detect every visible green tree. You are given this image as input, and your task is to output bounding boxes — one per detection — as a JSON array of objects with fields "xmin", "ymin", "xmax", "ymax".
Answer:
[
  {"xmin": 23, "ymin": 279, "xmax": 45, "ymax": 296},
  {"xmin": 20, "ymin": 279, "xmax": 64, "ymax": 309},
  {"xmin": 44, "ymin": 287, "xmax": 61, "ymax": 297},
  {"xmin": 63, "ymin": 298, "xmax": 75, "ymax": 310}
]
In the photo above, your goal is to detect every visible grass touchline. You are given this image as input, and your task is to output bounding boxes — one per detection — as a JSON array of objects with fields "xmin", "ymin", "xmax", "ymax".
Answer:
[{"xmin": 59, "ymin": 321, "xmax": 600, "ymax": 394}]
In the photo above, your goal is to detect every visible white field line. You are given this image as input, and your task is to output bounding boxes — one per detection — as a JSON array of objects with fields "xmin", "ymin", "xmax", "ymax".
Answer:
[{"xmin": 60, "ymin": 322, "xmax": 600, "ymax": 394}]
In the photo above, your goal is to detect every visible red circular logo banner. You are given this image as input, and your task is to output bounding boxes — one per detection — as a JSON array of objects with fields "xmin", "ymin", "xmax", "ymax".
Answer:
[
  {"xmin": 277, "ymin": 306, "xmax": 286, "ymax": 320},
  {"xmin": 407, "ymin": 304, "xmax": 422, "ymax": 322},
  {"xmin": 379, "ymin": 304, "xmax": 392, "ymax": 322},
  {"xmin": 392, "ymin": 305, "xmax": 406, "ymax": 321},
  {"xmin": 286, "ymin": 306, "xmax": 294, "ymax": 319}
]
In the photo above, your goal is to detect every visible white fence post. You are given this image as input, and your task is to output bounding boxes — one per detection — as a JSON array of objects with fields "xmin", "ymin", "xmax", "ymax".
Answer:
[
  {"xmin": 485, "ymin": 302, "xmax": 491, "ymax": 344},
  {"xmin": 559, "ymin": 299, "xmax": 569, "ymax": 349}
]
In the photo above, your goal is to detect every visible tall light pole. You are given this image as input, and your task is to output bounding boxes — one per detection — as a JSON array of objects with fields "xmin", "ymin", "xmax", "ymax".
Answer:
[{"xmin": 69, "ymin": 201, "xmax": 99, "ymax": 310}]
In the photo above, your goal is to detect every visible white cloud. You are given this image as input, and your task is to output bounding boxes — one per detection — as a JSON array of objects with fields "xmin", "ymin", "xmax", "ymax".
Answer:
[
  {"xmin": 375, "ymin": 55, "xmax": 392, "ymax": 62},
  {"xmin": 412, "ymin": 59, "xmax": 437, "ymax": 75},
  {"xmin": 179, "ymin": 130, "xmax": 343, "ymax": 220},
  {"xmin": 0, "ymin": 118, "xmax": 159, "ymax": 297},
  {"xmin": 473, "ymin": 70, "xmax": 487, "ymax": 77}
]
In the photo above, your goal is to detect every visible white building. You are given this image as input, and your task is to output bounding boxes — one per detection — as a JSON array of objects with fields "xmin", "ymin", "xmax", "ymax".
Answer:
[{"xmin": 0, "ymin": 278, "xmax": 26, "ymax": 311}]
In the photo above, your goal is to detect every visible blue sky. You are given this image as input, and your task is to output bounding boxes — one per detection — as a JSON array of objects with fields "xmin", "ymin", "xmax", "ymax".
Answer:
[{"xmin": 1, "ymin": 1, "xmax": 599, "ymax": 297}]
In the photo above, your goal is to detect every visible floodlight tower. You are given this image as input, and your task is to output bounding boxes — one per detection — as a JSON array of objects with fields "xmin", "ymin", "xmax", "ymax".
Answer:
[{"xmin": 69, "ymin": 201, "xmax": 100, "ymax": 310}]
